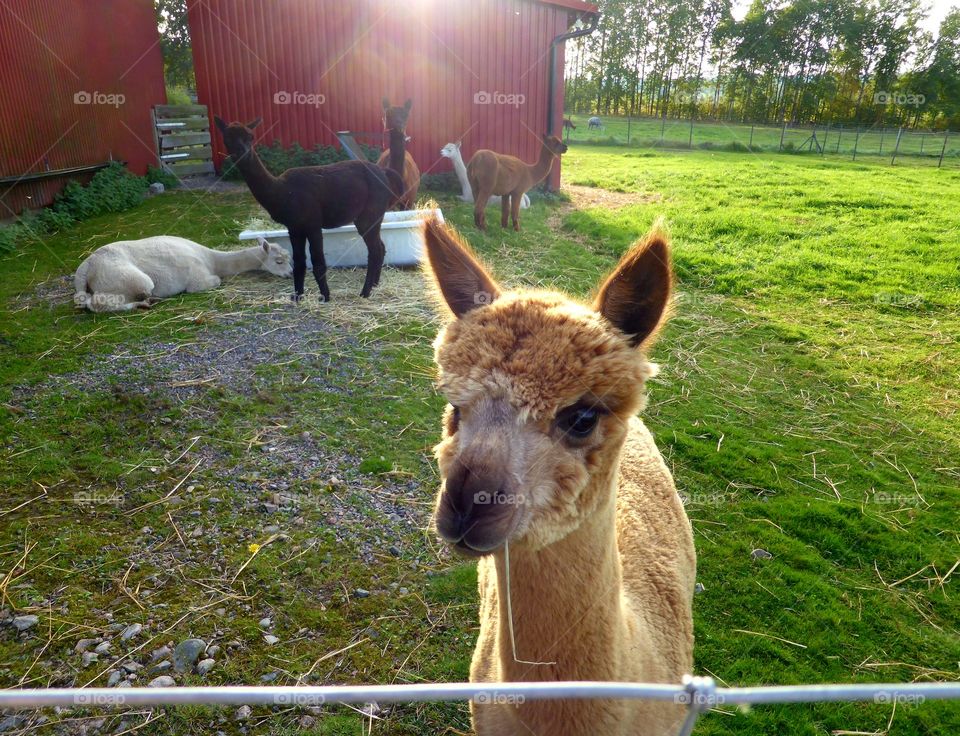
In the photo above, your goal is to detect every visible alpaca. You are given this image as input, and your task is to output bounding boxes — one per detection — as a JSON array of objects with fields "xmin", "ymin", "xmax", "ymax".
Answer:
[
  {"xmin": 421, "ymin": 215, "xmax": 696, "ymax": 736},
  {"xmin": 588, "ymin": 116, "xmax": 603, "ymax": 130},
  {"xmin": 466, "ymin": 134, "xmax": 567, "ymax": 231},
  {"xmin": 562, "ymin": 117, "xmax": 576, "ymax": 131},
  {"xmin": 214, "ymin": 116, "xmax": 403, "ymax": 301},
  {"xmin": 73, "ymin": 235, "xmax": 291, "ymax": 312},
  {"xmin": 376, "ymin": 98, "xmax": 420, "ymax": 209},
  {"xmin": 440, "ymin": 143, "xmax": 529, "ymax": 209}
]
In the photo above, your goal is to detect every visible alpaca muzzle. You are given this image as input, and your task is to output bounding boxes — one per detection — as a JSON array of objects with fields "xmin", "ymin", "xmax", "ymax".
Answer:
[{"xmin": 435, "ymin": 455, "xmax": 519, "ymax": 554}]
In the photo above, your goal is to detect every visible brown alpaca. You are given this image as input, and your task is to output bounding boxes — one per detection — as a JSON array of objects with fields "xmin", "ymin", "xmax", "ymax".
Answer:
[
  {"xmin": 466, "ymin": 134, "xmax": 567, "ymax": 231},
  {"xmin": 214, "ymin": 117, "xmax": 402, "ymax": 301},
  {"xmin": 376, "ymin": 98, "xmax": 420, "ymax": 209},
  {"xmin": 421, "ymin": 215, "xmax": 696, "ymax": 736}
]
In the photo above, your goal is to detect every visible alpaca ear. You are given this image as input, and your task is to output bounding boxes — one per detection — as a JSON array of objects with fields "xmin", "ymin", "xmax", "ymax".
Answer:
[
  {"xmin": 422, "ymin": 216, "xmax": 500, "ymax": 318},
  {"xmin": 593, "ymin": 224, "xmax": 672, "ymax": 348},
  {"xmin": 382, "ymin": 97, "xmax": 391, "ymax": 111},
  {"xmin": 258, "ymin": 236, "xmax": 269, "ymax": 253},
  {"xmin": 246, "ymin": 117, "xmax": 262, "ymax": 130},
  {"xmin": 214, "ymin": 116, "xmax": 227, "ymax": 134}
]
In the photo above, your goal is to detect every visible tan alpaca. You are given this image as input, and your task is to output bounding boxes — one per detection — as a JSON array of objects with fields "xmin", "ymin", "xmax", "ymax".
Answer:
[
  {"xmin": 467, "ymin": 134, "xmax": 567, "ymax": 231},
  {"xmin": 421, "ymin": 216, "xmax": 696, "ymax": 736}
]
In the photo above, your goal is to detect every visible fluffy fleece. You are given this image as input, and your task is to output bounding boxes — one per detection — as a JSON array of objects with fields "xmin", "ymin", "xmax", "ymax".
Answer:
[{"xmin": 423, "ymin": 215, "xmax": 696, "ymax": 735}]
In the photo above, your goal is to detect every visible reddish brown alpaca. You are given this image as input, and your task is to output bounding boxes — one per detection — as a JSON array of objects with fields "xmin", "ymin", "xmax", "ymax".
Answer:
[
  {"xmin": 466, "ymin": 134, "xmax": 567, "ymax": 231},
  {"xmin": 376, "ymin": 98, "xmax": 420, "ymax": 209}
]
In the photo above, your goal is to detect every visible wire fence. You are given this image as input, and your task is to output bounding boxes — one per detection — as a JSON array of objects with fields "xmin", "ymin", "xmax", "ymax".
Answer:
[
  {"xmin": 2, "ymin": 677, "xmax": 959, "ymax": 735},
  {"xmin": 563, "ymin": 113, "xmax": 960, "ymax": 168}
]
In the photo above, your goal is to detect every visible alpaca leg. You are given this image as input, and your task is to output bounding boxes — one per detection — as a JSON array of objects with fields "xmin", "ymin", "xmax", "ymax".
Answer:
[
  {"xmin": 85, "ymin": 266, "xmax": 154, "ymax": 312},
  {"xmin": 375, "ymin": 237, "xmax": 387, "ymax": 286},
  {"xmin": 357, "ymin": 219, "xmax": 385, "ymax": 298},
  {"xmin": 511, "ymin": 190, "xmax": 523, "ymax": 231},
  {"xmin": 185, "ymin": 273, "xmax": 220, "ymax": 292},
  {"xmin": 289, "ymin": 231, "xmax": 308, "ymax": 301},
  {"xmin": 307, "ymin": 231, "xmax": 330, "ymax": 302},
  {"xmin": 500, "ymin": 195, "xmax": 510, "ymax": 229}
]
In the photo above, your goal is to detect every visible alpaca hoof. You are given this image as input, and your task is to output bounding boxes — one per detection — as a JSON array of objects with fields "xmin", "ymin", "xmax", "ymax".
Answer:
[{"xmin": 291, "ymin": 292, "xmax": 304, "ymax": 303}]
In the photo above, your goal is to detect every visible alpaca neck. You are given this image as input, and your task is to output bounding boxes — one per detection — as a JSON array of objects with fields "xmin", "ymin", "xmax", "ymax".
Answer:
[
  {"xmin": 491, "ymin": 475, "xmax": 624, "ymax": 683},
  {"xmin": 236, "ymin": 149, "xmax": 282, "ymax": 214},
  {"xmin": 209, "ymin": 246, "xmax": 264, "ymax": 278},
  {"xmin": 449, "ymin": 150, "xmax": 472, "ymax": 200},
  {"xmin": 388, "ymin": 128, "xmax": 406, "ymax": 176},
  {"xmin": 528, "ymin": 145, "xmax": 558, "ymax": 186}
]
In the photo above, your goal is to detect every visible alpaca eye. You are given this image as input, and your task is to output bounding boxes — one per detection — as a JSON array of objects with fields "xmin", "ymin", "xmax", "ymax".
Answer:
[{"xmin": 556, "ymin": 405, "xmax": 601, "ymax": 440}]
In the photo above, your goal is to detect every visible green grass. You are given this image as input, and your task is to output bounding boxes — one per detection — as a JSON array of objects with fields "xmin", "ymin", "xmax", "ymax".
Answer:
[
  {"xmin": 564, "ymin": 113, "xmax": 960, "ymax": 164},
  {"xmin": 1, "ymin": 148, "xmax": 958, "ymax": 735}
]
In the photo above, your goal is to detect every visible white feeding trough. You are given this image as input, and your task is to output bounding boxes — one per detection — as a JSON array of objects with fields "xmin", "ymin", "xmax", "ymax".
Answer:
[{"xmin": 238, "ymin": 208, "xmax": 443, "ymax": 269}]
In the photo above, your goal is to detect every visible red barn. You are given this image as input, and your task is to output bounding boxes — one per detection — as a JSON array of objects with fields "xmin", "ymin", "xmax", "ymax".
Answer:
[
  {"xmin": 0, "ymin": 0, "xmax": 166, "ymax": 215},
  {"xmin": 187, "ymin": 0, "xmax": 597, "ymax": 189}
]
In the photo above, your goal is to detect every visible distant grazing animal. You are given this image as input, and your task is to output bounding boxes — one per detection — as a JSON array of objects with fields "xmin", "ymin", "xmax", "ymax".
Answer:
[
  {"xmin": 466, "ymin": 134, "xmax": 567, "ymax": 231},
  {"xmin": 421, "ymin": 214, "xmax": 695, "ymax": 736},
  {"xmin": 215, "ymin": 116, "xmax": 403, "ymax": 301},
  {"xmin": 73, "ymin": 236, "xmax": 291, "ymax": 312},
  {"xmin": 588, "ymin": 116, "xmax": 602, "ymax": 129},
  {"xmin": 439, "ymin": 142, "xmax": 529, "ymax": 209},
  {"xmin": 562, "ymin": 117, "xmax": 576, "ymax": 130},
  {"xmin": 376, "ymin": 98, "xmax": 420, "ymax": 209}
]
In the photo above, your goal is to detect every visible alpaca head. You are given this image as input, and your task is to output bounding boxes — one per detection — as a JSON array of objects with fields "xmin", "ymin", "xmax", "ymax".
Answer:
[
  {"xmin": 256, "ymin": 236, "xmax": 293, "ymax": 278},
  {"xmin": 542, "ymin": 134, "xmax": 568, "ymax": 157},
  {"xmin": 214, "ymin": 116, "xmax": 262, "ymax": 160},
  {"xmin": 423, "ymin": 216, "xmax": 671, "ymax": 555},
  {"xmin": 440, "ymin": 142, "xmax": 462, "ymax": 159},
  {"xmin": 382, "ymin": 98, "xmax": 413, "ymax": 132}
]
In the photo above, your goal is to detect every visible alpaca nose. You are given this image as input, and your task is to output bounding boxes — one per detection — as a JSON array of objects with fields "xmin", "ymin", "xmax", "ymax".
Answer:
[{"xmin": 442, "ymin": 457, "xmax": 507, "ymax": 533}]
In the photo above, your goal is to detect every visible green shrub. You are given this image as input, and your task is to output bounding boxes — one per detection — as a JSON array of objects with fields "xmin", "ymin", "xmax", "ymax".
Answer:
[
  {"xmin": 0, "ymin": 163, "xmax": 148, "ymax": 253},
  {"xmin": 420, "ymin": 171, "xmax": 460, "ymax": 193},
  {"xmin": 146, "ymin": 165, "xmax": 180, "ymax": 190},
  {"xmin": 222, "ymin": 140, "xmax": 380, "ymax": 181},
  {"xmin": 165, "ymin": 86, "xmax": 193, "ymax": 106}
]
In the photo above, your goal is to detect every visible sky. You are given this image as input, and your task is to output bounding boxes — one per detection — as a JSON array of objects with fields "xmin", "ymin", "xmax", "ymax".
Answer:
[{"xmin": 730, "ymin": 0, "xmax": 958, "ymax": 36}]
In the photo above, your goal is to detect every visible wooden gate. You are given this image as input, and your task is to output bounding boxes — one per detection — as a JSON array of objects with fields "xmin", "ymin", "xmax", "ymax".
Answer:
[{"xmin": 151, "ymin": 104, "xmax": 215, "ymax": 177}]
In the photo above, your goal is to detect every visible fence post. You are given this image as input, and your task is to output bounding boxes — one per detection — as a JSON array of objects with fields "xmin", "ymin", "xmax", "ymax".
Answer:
[
  {"xmin": 879, "ymin": 127, "xmax": 885, "ymax": 154},
  {"xmin": 779, "ymin": 120, "xmax": 787, "ymax": 151},
  {"xmin": 688, "ymin": 112, "xmax": 694, "ymax": 149},
  {"xmin": 852, "ymin": 127, "xmax": 861, "ymax": 160},
  {"xmin": 890, "ymin": 126, "xmax": 903, "ymax": 165},
  {"xmin": 627, "ymin": 116, "xmax": 632, "ymax": 146},
  {"xmin": 835, "ymin": 125, "xmax": 842, "ymax": 153},
  {"xmin": 821, "ymin": 124, "xmax": 829, "ymax": 156},
  {"xmin": 939, "ymin": 131, "xmax": 949, "ymax": 168},
  {"xmin": 660, "ymin": 112, "xmax": 666, "ymax": 145},
  {"xmin": 749, "ymin": 124, "xmax": 754, "ymax": 149},
  {"xmin": 920, "ymin": 134, "xmax": 925, "ymax": 155}
]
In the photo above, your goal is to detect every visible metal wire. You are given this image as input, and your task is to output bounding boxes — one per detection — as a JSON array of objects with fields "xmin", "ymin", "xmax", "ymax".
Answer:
[{"xmin": 2, "ymin": 679, "xmax": 959, "ymax": 711}]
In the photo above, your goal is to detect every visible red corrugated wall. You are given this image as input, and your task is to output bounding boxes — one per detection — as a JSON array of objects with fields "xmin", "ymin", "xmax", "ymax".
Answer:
[
  {"xmin": 0, "ymin": 0, "xmax": 166, "ymax": 216},
  {"xmin": 188, "ymin": 0, "xmax": 594, "ymax": 190}
]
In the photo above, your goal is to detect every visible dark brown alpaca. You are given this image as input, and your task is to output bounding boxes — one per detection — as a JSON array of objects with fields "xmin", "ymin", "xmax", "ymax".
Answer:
[
  {"xmin": 376, "ymin": 98, "xmax": 420, "ymax": 209},
  {"xmin": 563, "ymin": 117, "xmax": 576, "ymax": 130},
  {"xmin": 214, "ymin": 117, "xmax": 403, "ymax": 301},
  {"xmin": 466, "ymin": 134, "xmax": 567, "ymax": 231}
]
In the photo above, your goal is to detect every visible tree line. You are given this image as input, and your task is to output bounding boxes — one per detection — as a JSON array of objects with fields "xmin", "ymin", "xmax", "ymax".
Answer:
[{"xmin": 565, "ymin": 0, "xmax": 960, "ymax": 129}]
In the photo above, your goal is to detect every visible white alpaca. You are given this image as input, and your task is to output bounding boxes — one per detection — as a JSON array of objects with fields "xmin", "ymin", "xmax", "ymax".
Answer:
[
  {"xmin": 440, "ymin": 142, "xmax": 530, "ymax": 209},
  {"xmin": 73, "ymin": 236, "xmax": 292, "ymax": 313}
]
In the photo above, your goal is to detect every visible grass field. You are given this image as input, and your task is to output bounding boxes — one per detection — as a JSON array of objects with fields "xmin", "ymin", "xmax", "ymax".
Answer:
[
  {"xmin": 1, "ymin": 146, "xmax": 958, "ymax": 735},
  {"xmin": 564, "ymin": 113, "xmax": 960, "ymax": 165}
]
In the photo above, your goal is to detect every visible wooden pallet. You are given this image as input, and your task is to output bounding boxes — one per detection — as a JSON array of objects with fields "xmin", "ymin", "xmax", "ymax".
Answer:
[{"xmin": 151, "ymin": 104, "xmax": 215, "ymax": 177}]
